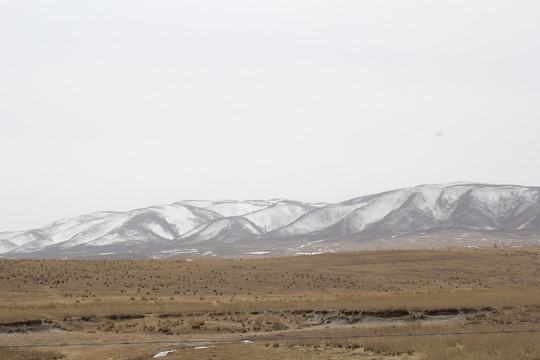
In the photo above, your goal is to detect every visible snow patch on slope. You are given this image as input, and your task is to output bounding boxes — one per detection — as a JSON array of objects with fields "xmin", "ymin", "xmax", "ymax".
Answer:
[
  {"xmin": 0, "ymin": 231, "xmax": 21, "ymax": 241},
  {"xmin": 272, "ymin": 200, "xmax": 370, "ymax": 236},
  {"xmin": 149, "ymin": 203, "xmax": 221, "ymax": 235},
  {"xmin": 244, "ymin": 201, "xmax": 316, "ymax": 232},
  {"xmin": 0, "ymin": 239, "xmax": 16, "ymax": 253},
  {"xmin": 341, "ymin": 191, "xmax": 412, "ymax": 232},
  {"xmin": 57, "ymin": 214, "xmax": 129, "ymax": 248},
  {"xmin": 178, "ymin": 217, "xmax": 262, "ymax": 244},
  {"xmin": 203, "ymin": 200, "xmax": 278, "ymax": 217},
  {"xmin": 145, "ymin": 222, "xmax": 175, "ymax": 240}
]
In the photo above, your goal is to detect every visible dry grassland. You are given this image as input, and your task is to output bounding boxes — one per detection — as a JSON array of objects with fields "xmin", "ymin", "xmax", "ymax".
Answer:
[{"xmin": 0, "ymin": 248, "xmax": 539, "ymax": 359}]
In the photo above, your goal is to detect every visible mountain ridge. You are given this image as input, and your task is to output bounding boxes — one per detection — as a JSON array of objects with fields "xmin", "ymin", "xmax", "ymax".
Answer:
[{"xmin": 1, "ymin": 183, "xmax": 539, "ymax": 258}]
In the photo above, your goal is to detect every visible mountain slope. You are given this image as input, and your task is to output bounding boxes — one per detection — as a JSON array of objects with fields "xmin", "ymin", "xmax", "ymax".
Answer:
[
  {"xmin": 244, "ymin": 200, "xmax": 319, "ymax": 232},
  {"xmin": 1, "ymin": 183, "xmax": 539, "ymax": 258}
]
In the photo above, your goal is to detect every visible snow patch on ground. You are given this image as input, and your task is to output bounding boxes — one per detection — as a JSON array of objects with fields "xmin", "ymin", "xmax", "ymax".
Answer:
[{"xmin": 153, "ymin": 350, "xmax": 177, "ymax": 357}]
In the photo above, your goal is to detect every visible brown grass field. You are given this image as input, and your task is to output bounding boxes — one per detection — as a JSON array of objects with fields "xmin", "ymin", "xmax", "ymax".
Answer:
[{"xmin": 0, "ymin": 247, "xmax": 539, "ymax": 359}]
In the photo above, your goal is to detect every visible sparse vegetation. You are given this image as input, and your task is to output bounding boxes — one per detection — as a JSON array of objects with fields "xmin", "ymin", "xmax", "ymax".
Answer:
[{"xmin": 0, "ymin": 248, "xmax": 538, "ymax": 359}]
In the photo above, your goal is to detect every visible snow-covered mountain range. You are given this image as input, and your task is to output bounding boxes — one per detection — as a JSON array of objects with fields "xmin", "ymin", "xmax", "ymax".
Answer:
[{"xmin": 1, "ymin": 183, "xmax": 539, "ymax": 259}]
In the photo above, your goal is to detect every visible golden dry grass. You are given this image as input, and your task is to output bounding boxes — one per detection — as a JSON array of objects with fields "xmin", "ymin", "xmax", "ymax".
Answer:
[
  {"xmin": 0, "ymin": 348, "xmax": 63, "ymax": 360},
  {"xmin": 0, "ymin": 247, "xmax": 539, "ymax": 359}
]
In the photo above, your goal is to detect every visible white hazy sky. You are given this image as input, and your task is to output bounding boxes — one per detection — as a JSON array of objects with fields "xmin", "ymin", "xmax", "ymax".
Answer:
[{"xmin": 1, "ymin": 1, "xmax": 539, "ymax": 231}]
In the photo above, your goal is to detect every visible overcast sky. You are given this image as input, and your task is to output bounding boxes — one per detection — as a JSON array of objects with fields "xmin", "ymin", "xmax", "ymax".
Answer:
[{"xmin": 1, "ymin": 1, "xmax": 539, "ymax": 231}]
